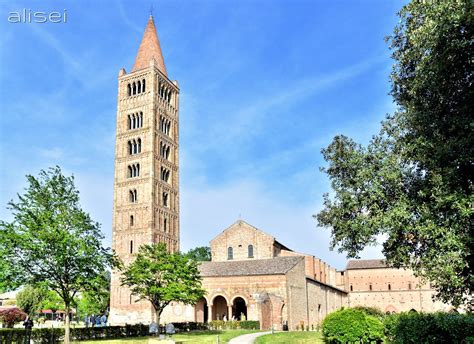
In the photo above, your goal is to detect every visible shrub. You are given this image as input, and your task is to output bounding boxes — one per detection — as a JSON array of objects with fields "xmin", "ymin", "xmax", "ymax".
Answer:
[
  {"xmin": 209, "ymin": 320, "xmax": 224, "ymax": 330},
  {"xmin": 208, "ymin": 320, "xmax": 259, "ymax": 330},
  {"xmin": 384, "ymin": 312, "xmax": 474, "ymax": 344},
  {"xmin": 171, "ymin": 322, "xmax": 207, "ymax": 332},
  {"xmin": 0, "ymin": 308, "xmax": 27, "ymax": 328},
  {"xmin": 239, "ymin": 320, "xmax": 260, "ymax": 329},
  {"xmin": 322, "ymin": 308, "xmax": 384, "ymax": 343},
  {"xmin": 352, "ymin": 306, "xmax": 386, "ymax": 320}
]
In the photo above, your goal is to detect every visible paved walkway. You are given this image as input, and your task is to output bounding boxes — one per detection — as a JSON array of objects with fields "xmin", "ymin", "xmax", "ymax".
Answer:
[{"xmin": 228, "ymin": 331, "xmax": 272, "ymax": 344}]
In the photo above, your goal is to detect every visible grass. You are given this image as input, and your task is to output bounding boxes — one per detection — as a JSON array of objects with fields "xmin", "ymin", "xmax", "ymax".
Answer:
[
  {"xmin": 74, "ymin": 329, "xmax": 261, "ymax": 343},
  {"xmin": 254, "ymin": 331, "xmax": 324, "ymax": 344}
]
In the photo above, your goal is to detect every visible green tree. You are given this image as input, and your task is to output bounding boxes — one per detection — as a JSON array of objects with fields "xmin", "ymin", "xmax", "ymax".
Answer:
[
  {"xmin": 0, "ymin": 167, "xmax": 113, "ymax": 343},
  {"xmin": 316, "ymin": 1, "xmax": 472, "ymax": 307},
  {"xmin": 185, "ymin": 246, "xmax": 211, "ymax": 261},
  {"xmin": 16, "ymin": 285, "xmax": 48, "ymax": 316},
  {"xmin": 119, "ymin": 243, "xmax": 205, "ymax": 327},
  {"xmin": 76, "ymin": 271, "xmax": 111, "ymax": 316},
  {"xmin": 41, "ymin": 290, "xmax": 66, "ymax": 313}
]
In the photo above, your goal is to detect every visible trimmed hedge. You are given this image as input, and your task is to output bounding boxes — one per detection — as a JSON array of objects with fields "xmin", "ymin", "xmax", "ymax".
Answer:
[
  {"xmin": 0, "ymin": 323, "xmax": 207, "ymax": 343},
  {"xmin": 208, "ymin": 320, "xmax": 260, "ymax": 330},
  {"xmin": 322, "ymin": 308, "xmax": 384, "ymax": 343},
  {"xmin": 384, "ymin": 312, "xmax": 474, "ymax": 344},
  {"xmin": 0, "ymin": 321, "xmax": 255, "ymax": 343}
]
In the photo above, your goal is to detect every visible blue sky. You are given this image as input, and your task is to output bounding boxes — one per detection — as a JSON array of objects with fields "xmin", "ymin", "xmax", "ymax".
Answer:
[{"xmin": 0, "ymin": 0, "xmax": 405, "ymax": 270}]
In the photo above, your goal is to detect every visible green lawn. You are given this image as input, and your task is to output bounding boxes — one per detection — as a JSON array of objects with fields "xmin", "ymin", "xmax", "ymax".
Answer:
[
  {"xmin": 75, "ymin": 330, "xmax": 261, "ymax": 344},
  {"xmin": 255, "ymin": 331, "xmax": 324, "ymax": 344}
]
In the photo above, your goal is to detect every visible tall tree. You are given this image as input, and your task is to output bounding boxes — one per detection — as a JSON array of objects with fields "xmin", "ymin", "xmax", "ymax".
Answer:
[
  {"xmin": 0, "ymin": 167, "xmax": 113, "ymax": 343},
  {"xmin": 185, "ymin": 246, "xmax": 211, "ymax": 261},
  {"xmin": 119, "ymin": 243, "xmax": 205, "ymax": 327},
  {"xmin": 316, "ymin": 1, "xmax": 473, "ymax": 308}
]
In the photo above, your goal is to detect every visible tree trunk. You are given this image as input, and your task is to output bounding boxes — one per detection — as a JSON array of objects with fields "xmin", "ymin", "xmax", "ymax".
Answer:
[
  {"xmin": 156, "ymin": 309, "xmax": 161, "ymax": 333},
  {"xmin": 64, "ymin": 305, "xmax": 70, "ymax": 344}
]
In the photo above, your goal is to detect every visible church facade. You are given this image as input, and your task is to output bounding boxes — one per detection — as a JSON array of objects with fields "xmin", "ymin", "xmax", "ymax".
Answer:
[{"xmin": 109, "ymin": 16, "xmax": 451, "ymax": 328}]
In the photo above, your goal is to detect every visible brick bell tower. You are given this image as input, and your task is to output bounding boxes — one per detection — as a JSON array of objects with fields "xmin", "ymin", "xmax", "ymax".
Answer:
[{"xmin": 109, "ymin": 15, "xmax": 180, "ymax": 325}]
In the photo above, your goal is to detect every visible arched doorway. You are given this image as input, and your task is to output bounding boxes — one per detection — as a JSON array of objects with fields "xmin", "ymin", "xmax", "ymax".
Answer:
[
  {"xmin": 195, "ymin": 297, "xmax": 208, "ymax": 323},
  {"xmin": 232, "ymin": 297, "xmax": 247, "ymax": 320},
  {"xmin": 212, "ymin": 295, "xmax": 228, "ymax": 320}
]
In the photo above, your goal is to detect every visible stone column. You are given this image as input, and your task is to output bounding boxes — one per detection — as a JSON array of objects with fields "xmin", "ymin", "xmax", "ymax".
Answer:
[
  {"xmin": 227, "ymin": 305, "xmax": 233, "ymax": 320},
  {"xmin": 208, "ymin": 305, "xmax": 213, "ymax": 322}
]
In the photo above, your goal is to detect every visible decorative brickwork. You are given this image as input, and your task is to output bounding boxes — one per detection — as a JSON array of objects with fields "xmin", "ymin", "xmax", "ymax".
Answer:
[{"xmin": 109, "ymin": 15, "xmax": 180, "ymax": 325}]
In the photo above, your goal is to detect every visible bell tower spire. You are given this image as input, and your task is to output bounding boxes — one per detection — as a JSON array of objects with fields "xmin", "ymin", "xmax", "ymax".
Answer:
[{"xmin": 132, "ymin": 15, "xmax": 167, "ymax": 75}]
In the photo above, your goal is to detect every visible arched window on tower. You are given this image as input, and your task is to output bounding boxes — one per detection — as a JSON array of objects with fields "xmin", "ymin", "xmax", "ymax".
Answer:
[
  {"xmin": 162, "ymin": 192, "xmax": 168, "ymax": 207},
  {"xmin": 136, "ymin": 163, "xmax": 140, "ymax": 177},
  {"xmin": 130, "ymin": 215, "xmax": 134, "ymax": 227},
  {"xmin": 142, "ymin": 79, "xmax": 146, "ymax": 93},
  {"xmin": 129, "ymin": 189, "xmax": 137, "ymax": 203},
  {"xmin": 350, "ymin": 285, "xmax": 353, "ymax": 291},
  {"xmin": 128, "ymin": 141, "xmax": 133, "ymax": 155},
  {"xmin": 227, "ymin": 247, "xmax": 233, "ymax": 260},
  {"xmin": 164, "ymin": 218, "xmax": 167, "ymax": 232},
  {"xmin": 127, "ymin": 166, "xmax": 132, "ymax": 178},
  {"xmin": 132, "ymin": 82, "xmax": 137, "ymax": 95},
  {"xmin": 137, "ymin": 80, "xmax": 141, "ymax": 94},
  {"xmin": 137, "ymin": 138, "xmax": 142, "ymax": 153},
  {"xmin": 127, "ymin": 84, "xmax": 131, "ymax": 97},
  {"xmin": 132, "ymin": 165, "xmax": 137, "ymax": 177},
  {"xmin": 388, "ymin": 284, "xmax": 392, "ymax": 291},
  {"xmin": 248, "ymin": 245, "xmax": 254, "ymax": 258},
  {"xmin": 130, "ymin": 240, "xmax": 133, "ymax": 254},
  {"xmin": 128, "ymin": 115, "xmax": 131, "ymax": 129}
]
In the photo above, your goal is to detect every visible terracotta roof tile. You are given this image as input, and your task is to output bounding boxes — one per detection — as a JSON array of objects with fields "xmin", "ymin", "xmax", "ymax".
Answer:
[
  {"xmin": 199, "ymin": 256, "xmax": 303, "ymax": 277},
  {"xmin": 132, "ymin": 16, "xmax": 167, "ymax": 75},
  {"xmin": 346, "ymin": 259, "xmax": 387, "ymax": 270}
]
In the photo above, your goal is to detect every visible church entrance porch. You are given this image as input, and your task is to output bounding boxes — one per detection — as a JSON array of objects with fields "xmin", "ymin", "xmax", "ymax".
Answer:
[
  {"xmin": 212, "ymin": 295, "xmax": 228, "ymax": 320},
  {"xmin": 232, "ymin": 297, "xmax": 247, "ymax": 320}
]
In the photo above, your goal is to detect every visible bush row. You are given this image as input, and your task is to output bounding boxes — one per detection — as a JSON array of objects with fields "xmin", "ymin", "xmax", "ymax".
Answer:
[
  {"xmin": 322, "ymin": 308, "xmax": 474, "ymax": 344},
  {"xmin": 0, "ymin": 321, "xmax": 258, "ymax": 343},
  {"xmin": 208, "ymin": 320, "xmax": 260, "ymax": 330},
  {"xmin": 0, "ymin": 322, "xmax": 208, "ymax": 344},
  {"xmin": 384, "ymin": 312, "xmax": 474, "ymax": 344}
]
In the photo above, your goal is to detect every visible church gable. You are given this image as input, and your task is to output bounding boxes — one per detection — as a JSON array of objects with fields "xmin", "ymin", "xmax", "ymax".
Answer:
[{"xmin": 210, "ymin": 220, "xmax": 278, "ymax": 262}]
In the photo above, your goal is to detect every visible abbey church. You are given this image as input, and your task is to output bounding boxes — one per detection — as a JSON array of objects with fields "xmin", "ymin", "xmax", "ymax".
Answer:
[{"xmin": 109, "ymin": 16, "xmax": 452, "ymax": 329}]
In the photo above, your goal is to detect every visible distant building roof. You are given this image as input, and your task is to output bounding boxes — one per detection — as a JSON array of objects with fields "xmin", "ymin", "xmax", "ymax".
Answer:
[
  {"xmin": 199, "ymin": 256, "xmax": 303, "ymax": 277},
  {"xmin": 0, "ymin": 289, "xmax": 20, "ymax": 300},
  {"xmin": 346, "ymin": 259, "xmax": 387, "ymax": 270}
]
